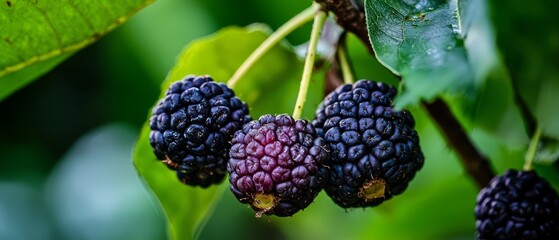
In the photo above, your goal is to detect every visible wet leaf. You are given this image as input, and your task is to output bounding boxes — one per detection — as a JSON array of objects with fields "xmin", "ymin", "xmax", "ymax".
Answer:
[{"xmin": 364, "ymin": 0, "xmax": 496, "ymax": 107}]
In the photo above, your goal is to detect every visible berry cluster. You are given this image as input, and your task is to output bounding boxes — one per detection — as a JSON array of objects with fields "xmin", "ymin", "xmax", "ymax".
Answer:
[
  {"xmin": 149, "ymin": 75, "xmax": 424, "ymax": 216},
  {"xmin": 143, "ymin": 3, "xmax": 559, "ymax": 238}
]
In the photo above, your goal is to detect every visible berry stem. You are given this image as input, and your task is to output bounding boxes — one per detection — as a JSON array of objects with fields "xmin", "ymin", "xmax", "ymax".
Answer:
[
  {"xmin": 337, "ymin": 39, "xmax": 355, "ymax": 84},
  {"xmin": 227, "ymin": 5, "xmax": 318, "ymax": 89},
  {"xmin": 292, "ymin": 8, "xmax": 328, "ymax": 120},
  {"xmin": 524, "ymin": 126, "xmax": 542, "ymax": 171}
]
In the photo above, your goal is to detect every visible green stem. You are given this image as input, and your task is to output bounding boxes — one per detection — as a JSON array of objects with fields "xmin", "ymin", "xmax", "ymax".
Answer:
[
  {"xmin": 227, "ymin": 5, "xmax": 317, "ymax": 89},
  {"xmin": 338, "ymin": 40, "xmax": 355, "ymax": 84},
  {"xmin": 524, "ymin": 126, "xmax": 542, "ymax": 171},
  {"xmin": 292, "ymin": 8, "xmax": 327, "ymax": 120}
]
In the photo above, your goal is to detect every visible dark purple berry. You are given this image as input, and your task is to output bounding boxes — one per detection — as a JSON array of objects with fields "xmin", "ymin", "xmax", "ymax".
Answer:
[
  {"xmin": 313, "ymin": 79, "xmax": 424, "ymax": 208},
  {"xmin": 228, "ymin": 114, "xmax": 331, "ymax": 217},
  {"xmin": 149, "ymin": 75, "xmax": 251, "ymax": 187},
  {"xmin": 475, "ymin": 169, "xmax": 559, "ymax": 239}
]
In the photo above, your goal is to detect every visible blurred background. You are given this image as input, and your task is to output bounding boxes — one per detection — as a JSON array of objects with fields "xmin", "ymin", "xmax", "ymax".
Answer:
[{"xmin": 1, "ymin": 0, "xmax": 557, "ymax": 239}]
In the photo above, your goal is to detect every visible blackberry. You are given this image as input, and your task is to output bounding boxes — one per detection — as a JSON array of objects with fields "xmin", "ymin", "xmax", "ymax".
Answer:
[
  {"xmin": 313, "ymin": 79, "xmax": 424, "ymax": 208},
  {"xmin": 149, "ymin": 75, "xmax": 251, "ymax": 187},
  {"xmin": 228, "ymin": 114, "xmax": 330, "ymax": 217},
  {"xmin": 475, "ymin": 169, "xmax": 559, "ymax": 239}
]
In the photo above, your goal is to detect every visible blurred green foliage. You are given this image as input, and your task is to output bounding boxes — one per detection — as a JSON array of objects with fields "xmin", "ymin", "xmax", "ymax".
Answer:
[
  {"xmin": 1, "ymin": 0, "xmax": 558, "ymax": 240},
  {"xmin": 489, "ymin": 0, "xmax": 559, "ymax": 139}
]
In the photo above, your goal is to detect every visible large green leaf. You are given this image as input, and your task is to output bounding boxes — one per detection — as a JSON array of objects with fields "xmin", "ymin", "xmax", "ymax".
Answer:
[
  {"xmin": 0, "ymin": 0, "xmax": 154, "ymax": 101},
  {"xmin": 134, "ymin": 25, "xmax": 325, "ymax": 240},
  {"xmin": 364, "ymin": 0, "xmax": 496, "ymax": 107}
]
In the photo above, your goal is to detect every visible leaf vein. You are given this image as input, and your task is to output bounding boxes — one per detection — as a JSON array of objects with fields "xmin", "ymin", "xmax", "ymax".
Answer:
[
  {"xmin": 32, "ymin": 2, "xmax": 62, "ymax": 48},
  {"xmin": 67, "ymin": 0, "xmax": 96, "ymax": 33}
]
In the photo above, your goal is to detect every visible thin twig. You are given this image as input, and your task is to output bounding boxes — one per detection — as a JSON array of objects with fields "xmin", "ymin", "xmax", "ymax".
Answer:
[
  {"xmin": 523, "ymin": 126, "xmax": 542, "ymax": 171},
  {"xmin": 293, "ymin": 8, "xmax": 328, "ymax": 120},
  {"xmin": 337, "ymin": 36, "xmax": 355, "ymax": 84}
]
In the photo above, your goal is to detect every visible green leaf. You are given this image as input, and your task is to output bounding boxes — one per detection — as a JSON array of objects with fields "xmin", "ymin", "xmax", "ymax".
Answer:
[
  {"xmin": 134, "ymin": 25, "xmax": 325, "ymax": 239},
  {"xmin": 446, "ymin": 63, "xmax": 529, "ymax": 146},
  {"xmin": 0, "ymin": 0, "xmax": 154, "ymax": 101},
  {"xmin": 364, "ymin": 0, "xmax": 496, "ymax": 107}
]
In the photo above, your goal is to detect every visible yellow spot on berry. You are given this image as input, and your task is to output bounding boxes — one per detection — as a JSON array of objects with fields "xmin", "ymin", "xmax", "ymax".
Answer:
[
  {"xmin": 358, "ymin": 178, "xmax": 386, "ymax": 201},
  {"xmin": 253, "ymin": 193, "xmax": 276, "ymax": 218}
]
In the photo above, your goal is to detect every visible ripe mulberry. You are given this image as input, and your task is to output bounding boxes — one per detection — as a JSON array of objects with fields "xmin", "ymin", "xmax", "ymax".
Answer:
[
  {"xmin": 228, "ymin": 114, "xmax": 330, "ymax": 217},
  {"xmin": 475, "ymin": 169, "xmax": 559, "ymax": 239},
  {"xmin": 149, "ymin": 75, "xmax": 251, "ymax": 187},
  {"xmin": 313, "ymin": 79, "xmax": 424, "ymax": 208}
]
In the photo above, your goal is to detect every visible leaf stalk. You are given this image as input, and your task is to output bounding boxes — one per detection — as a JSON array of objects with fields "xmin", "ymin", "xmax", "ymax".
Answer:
[
  {"xmin": 292, "ymin": 7, "xmax": 327, "ymax": 120},
  {"xmin": 524, "ymin": 126, "xmax": 542, "ymax": 171},
  {"xmin": 337, "ymin": 39, "xmax": 355, "ymax": 84}
]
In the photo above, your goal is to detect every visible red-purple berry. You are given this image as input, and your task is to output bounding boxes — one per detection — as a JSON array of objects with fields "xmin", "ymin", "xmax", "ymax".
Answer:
[{"xmin": 228, "ymin": 114, "xmax": 330, "ymax": 217}]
